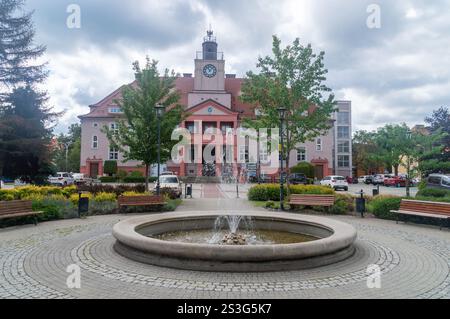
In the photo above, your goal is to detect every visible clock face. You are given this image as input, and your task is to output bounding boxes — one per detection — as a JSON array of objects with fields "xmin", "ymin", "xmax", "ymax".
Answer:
[{"xmin": 203, "ymin": 64, "xmax": 217, "ymax": 78}]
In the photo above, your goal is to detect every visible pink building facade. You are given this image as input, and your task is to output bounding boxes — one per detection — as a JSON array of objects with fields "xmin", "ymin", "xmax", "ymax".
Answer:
[{"xmin": 79, "ymin": 31, "xmax": 352, "ymax": 180}]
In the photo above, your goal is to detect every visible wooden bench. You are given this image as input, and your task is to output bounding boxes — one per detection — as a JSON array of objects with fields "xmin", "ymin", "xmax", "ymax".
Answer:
[
  {"xmin": 0, "ymin": 200, "xmax": 43, "ymax": 225},
  {"xmin": 391, "ymin": 199, "xmax": 450, "ymax": 230},
  {"xmin": 117, "ymin": 195, "xmax": 167, "ymax": 211},
  {"xmin": 289, "ymin": 194, "xmax": 335, "ymax": 209}
]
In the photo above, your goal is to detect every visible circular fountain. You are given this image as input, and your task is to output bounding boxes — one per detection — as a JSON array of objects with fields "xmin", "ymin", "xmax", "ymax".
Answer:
[{"xmin": 113, "ymin": 211, "xmax": 357, "ymax": 272}]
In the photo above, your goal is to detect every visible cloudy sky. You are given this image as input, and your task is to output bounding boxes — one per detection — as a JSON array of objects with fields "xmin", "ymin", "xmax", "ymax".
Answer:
[{"xmin": 25, "ymin": 0, "xmax": 450, "ymax": 134}]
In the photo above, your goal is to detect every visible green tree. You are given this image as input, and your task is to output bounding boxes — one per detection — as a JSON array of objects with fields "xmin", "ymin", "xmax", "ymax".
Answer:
[
  {"xmin": 422, "ymin": 107, "xmax": 450, "ymax": 174},
  {"xmin": 103, "ymin": 58, "xmax": 184, "ymax": 191},
  {"xmin": 0, "ymin": 86, "xmax": 59, "ymax": 182},
  {"xmin": 352, "ymin": 130, "xmax": 384, "ymax": 175},
  {"xmin": 373, "ymin": 124, "xmax": 411, "ymax": 176},
  {"xmin": 103, "ymin": 160, "xmax": 118, "ymax": 176},
  {"xmin": 241, "ymin": 36, "xmax": 336, "ymax": 192},
  {"xmin": 0, "ymin": 0, "xmax": 47, "ymax": 95},
  {"xmin": 53, "ymin": 123, "xmax": 82, "ymax": 172}
]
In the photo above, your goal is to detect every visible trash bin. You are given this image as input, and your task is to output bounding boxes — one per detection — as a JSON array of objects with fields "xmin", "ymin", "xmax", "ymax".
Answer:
[
  {"xmin": 355, "ymin": 190, "xmax": 366, "ymax": 218},
  {"xmin": 78, "ymin": 193, "xmax": 89, "ymax": 218},
  {"xmin": 356, "ymin": 198, "xmax": 366, "ymax": 215},
  {"xmin": 185, "ymin": 184, "xmax": 193, "ymax": 198},
  {"xmin": 372, "ymin": 188, "xmax": 379, "ymax": 196}
]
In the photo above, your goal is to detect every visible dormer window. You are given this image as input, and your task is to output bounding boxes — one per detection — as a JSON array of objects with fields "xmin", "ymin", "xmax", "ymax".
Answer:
[{"xmin": 108, "ymin": 107, "xmax": 123, "ymax": 114}]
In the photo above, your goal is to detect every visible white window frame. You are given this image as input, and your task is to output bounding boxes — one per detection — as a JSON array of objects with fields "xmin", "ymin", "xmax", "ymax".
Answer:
[
  {"xmin": 297, "ymin": 147, "xmax": 307, "ymax": 162},
  {"xmin": 259, "ymin": 144, "xmax": 268, "ymax": 162},
  {"xmin": 110, "ymin": 122, "xmax": 119, "ymax": 133},
  {"xmin": 109, "ymin": 147, "xmax": 119, "ymax": 160},
  {"xmin": 338, "ymin": 155, "xmax": 350, "ymax": 168},
  {"xmin": 92, "ymin": 136, "xmax": 98, "ymax": 149},
  {"xmin": 108, "ymin": 107, "xmax": 123, "ymax": 114},
  {"xmin": 338, "ymin": 141, "xmax": 350, "ymax": 153},
  {"xmin": 338, "ymin": 126, "xmax": 350, "ymax": 139},
  {"xmin": 239, "ymin": 145, "xmax": 247, "ymax": 162},
  {"xmin": 316, "ymin": 138, "xmax": 323, "ymax": 152}
]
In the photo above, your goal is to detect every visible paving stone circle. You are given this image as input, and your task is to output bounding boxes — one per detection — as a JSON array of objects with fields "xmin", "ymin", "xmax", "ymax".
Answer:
[{"xmin": 0, "ymin": 213, "xmax": 449, "ymax": 299}]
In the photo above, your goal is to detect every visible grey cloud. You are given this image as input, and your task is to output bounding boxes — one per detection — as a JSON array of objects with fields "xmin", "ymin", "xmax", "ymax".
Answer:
[
  {"xmin": 22, "ymin": 0, "xmax": 450, "ymax": 133},
  {"xmin": 28, "ymin": 0, "xmax": 206, "ymax": 52}
]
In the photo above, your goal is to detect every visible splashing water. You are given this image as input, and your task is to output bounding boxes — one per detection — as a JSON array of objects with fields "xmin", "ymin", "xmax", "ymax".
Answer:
[{"xmin": 208, "ymin": 215, "xmax": 255, "ymax": 245}]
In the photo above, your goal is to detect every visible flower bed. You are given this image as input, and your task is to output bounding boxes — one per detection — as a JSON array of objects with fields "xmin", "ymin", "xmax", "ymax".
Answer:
[{"xmin": 0, "ymin": 185, "xmax": 181, "ymax": 228}]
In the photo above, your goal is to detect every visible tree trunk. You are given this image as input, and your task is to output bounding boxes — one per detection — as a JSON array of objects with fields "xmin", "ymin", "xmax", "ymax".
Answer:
[
  {"xmin": 394, "ymin": 165, "xmax": 399, "ymax": 176},
  {"xmin": 145, "ymin": 164, "xmax": 149, "ymax": 192}
]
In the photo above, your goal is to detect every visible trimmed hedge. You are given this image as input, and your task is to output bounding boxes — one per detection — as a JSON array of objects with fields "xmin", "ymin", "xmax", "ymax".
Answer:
[
  {"xmin": 99, "ymin": 176, "xmax": 119, "ymax": 183},
  {"xmin": 100, "ymin": 176, "xmax": 157, "ymax": 184},
  {"xmin": 416, "ymin": 188, "xmax": 450, "ymax": 198},
  {"xmin": 248, "ymin": 184, "xmax": 334, "ymax": 201}
]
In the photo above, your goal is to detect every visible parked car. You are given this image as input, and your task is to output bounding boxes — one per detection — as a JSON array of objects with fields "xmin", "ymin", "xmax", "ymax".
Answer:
[
  {"xmin": 154, "ymin": 175, "xmax": 182, "ymax": 198},
  {"xmin": 72, "ymin": 173, "xmax": 93, "ymax": 186},
  {"xmin": 320, "ymin": 176, "xmax": 349, "ymax": 191},
  {"xmin": 360, "ymin": 175, "xmax": 374, "ymax": 185},
  {"xmin": 371, "ymin": 174, "xmax": 386, "ymax": 185},
  {"xmin": 425, "ymin": 174, "xmax": 450, "ymax": 190},
  {"xmin": 289, "ymin": 173, "xmax": 308, "ymax": 185},
  {"xmin": 48, "ymin": 172, "xmax": 75, "ymax": 186},
  {"xmin": 357, "ymin": 176, "xmax": 367, "ymax": 184},
  {"xmin": 384, "ymin": 175, "xmax": 407, "ymax": 187}
]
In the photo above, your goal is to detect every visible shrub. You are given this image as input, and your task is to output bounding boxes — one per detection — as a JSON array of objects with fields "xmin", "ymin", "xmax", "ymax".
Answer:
[
  {"xmin": 61, "ymin": 185, "xmax": 78, "ymax": 197},
  {"xmin": 248, "ymin": 184, "xmax": 334, "ymax": 201},
  {"xmin": 163, "ymin": 199, "xmax": 182, "ymax": 212},
  {"xmin": 88, "ymin": 200, "xmax": 117, "ymax": 216},
  {"xmin": 290, "ymin": 185, "xmax": 335, "ymax": 195},
  {"xmin": 129, "ymin": 171, "xmax": 143, "ymax": 178},
  {"xmin": 334, "ymin": 194, "xmax": 355, "ymax": 213},
  {"xmin": 160, "ymin": 187, "xmax": 180, "ymax": 200},
  {"xmin": 370, "ymin": 195, "xmax": 402, "ymax": 220},
  {"xmin": 80, "ymin": 184, "xmax": 146, "ymax": 196},
  {"xmin": 248, "ymin": 184, "xmax": 285, "ymax": 201},
  {"xmin": 121, "ymin": 191, "xmax": 148, "ymax": 197},
  {"xmin": 291, "ymin": 162, "xmax": 315, "ymax": 178},
  {"xmin": 100, "ymin": 176, "xmax": 119, "ymax": 183},
  {"xmin": 416, "ymin": 188, "xmax": 450, "ymax": 198},
  {"xmin": 117, "ymin": 170, "xmax": 128, "ymax": 180},
  {"xmin": 123, "ymin": 176, "xmax": 145, "ymax": 183},
  {"xmin": 265, "ymin": 201, "xmax": 275, "ymax": 209},
  {"xmin": 104, "ymin": 160, "xmax": 118, "ymax": 176},
  {"xmin": 0, "ymin": 190, "xmax": 16, "ymax": 201},
  {"xmin": 93, "ymin": 192, "xmax": 117, "ymax": 202},
  {"xmin": 32, "ymin": 198, "xmax": 78, "ymax": 221},
  {"xmin": 329, "ymin": 199, "xmax": 348, "ymax": 215}
]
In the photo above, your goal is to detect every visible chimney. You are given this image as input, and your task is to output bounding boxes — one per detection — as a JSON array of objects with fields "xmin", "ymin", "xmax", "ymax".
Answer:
[{"xmin": 226, "ymin": 74, "xmax": 236, "ymax": 79}]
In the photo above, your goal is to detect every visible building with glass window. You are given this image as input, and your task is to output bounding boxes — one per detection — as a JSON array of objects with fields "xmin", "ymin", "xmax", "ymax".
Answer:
[{"xmin": 79, "ymin": 31, "xmax": 352, "ymax": 180}]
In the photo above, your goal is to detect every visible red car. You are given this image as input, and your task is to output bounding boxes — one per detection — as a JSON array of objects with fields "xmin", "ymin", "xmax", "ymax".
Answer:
[{"xmin": 384, "ymin": 176, "xmax": 407, "ymax": 187}]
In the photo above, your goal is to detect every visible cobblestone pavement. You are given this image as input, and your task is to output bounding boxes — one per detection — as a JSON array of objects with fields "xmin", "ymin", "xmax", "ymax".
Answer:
[{"xmin": 0, "ymin": 197, "xmax": 449, "ymax": 299}]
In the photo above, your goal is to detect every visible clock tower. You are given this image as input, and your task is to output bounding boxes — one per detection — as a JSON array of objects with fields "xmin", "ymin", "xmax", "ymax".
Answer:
[{"xmin": 189, "ymin": 30, "xmax": 231, "ymax": 108}]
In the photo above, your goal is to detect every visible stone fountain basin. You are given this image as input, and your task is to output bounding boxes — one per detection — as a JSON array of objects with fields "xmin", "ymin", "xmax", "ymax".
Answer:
[{"xmin": 112, "ymin": 211, "xmax": 357, "ymax": 272}]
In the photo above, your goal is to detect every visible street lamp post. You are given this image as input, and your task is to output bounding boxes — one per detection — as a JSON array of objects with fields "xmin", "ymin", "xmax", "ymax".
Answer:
[
  {"xmin": 155, "ymin": 104, "xmax": 166, "ymax": 196},
  {"xmin": 278, "ymin": 107, "xmax": 287, "ymax": 211},
  {"xmin": 406, "ymin": 129, "xmax": 412, "ymax": 198}
]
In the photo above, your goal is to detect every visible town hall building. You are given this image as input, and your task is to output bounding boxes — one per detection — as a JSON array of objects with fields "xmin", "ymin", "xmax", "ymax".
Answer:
[{"xmin": 79, "ymin": 31, "xmax": 352, "ymax": 180}]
